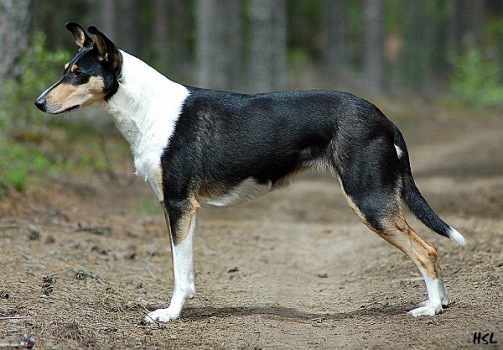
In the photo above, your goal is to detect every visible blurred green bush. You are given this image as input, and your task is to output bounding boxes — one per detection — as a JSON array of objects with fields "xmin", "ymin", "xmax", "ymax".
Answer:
[
  {"xmin": 0, "ymin": 32, "xmax": 68, "ymax": 193},
  {"xmin": 451, "ymin": 47, "xmax": 503, "ymax": 109}
]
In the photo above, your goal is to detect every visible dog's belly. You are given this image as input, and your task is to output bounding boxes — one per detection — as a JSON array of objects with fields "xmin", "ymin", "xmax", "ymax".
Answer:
[{"xmin": 200, "ymin": 177, "xmax": 272, "ymax": 207}]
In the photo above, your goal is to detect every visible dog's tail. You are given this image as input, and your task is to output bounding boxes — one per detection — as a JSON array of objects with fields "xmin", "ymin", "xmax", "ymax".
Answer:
[{"xmin": 392, "ymin": 125, "xmax": 466, "ymax": 246}]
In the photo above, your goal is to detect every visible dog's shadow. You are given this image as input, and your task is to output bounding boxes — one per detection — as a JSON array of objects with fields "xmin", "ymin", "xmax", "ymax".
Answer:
[{"xmin": 179, "ymin": 302, "xmax": 413, "ymax": 322}]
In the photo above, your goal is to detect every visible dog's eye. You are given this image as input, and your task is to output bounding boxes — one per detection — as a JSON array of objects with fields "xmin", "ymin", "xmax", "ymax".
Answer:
[{"xmin": 69, "ymin": 64, "xmax": 84, "ymax": 76}]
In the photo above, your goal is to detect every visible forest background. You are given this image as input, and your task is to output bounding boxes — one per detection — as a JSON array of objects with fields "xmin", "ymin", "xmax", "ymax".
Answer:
[{"xmin": 0, "ymin": 0, "xmax": 502, "ymax": 194}]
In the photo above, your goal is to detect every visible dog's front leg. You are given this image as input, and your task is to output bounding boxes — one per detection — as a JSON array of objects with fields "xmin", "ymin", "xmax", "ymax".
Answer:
[{"xmin": 144, "ymin": 199, "xmax": 198, "ymax": 323}]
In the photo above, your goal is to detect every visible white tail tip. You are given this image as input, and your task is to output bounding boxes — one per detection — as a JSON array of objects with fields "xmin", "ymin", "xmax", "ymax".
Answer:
[{"xmin": 448, "ymin": 228, "xmax": 467, "ymax": 246}]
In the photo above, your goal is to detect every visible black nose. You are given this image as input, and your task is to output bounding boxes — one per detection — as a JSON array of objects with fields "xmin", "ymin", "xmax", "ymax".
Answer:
[{"xmin": 34, "ymin": 97, "xmax": 46, "ymax": 111}]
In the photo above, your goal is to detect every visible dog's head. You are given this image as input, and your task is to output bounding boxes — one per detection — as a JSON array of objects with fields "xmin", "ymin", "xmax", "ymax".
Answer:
[{"xmin": 35, "ymin": 23, "xmax": 122, "ymax": 114}]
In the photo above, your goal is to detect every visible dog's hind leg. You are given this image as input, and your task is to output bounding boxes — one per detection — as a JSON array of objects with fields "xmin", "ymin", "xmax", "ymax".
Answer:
[
  {"xmin": 373, "ymin": 212, "xmax": 449, "ymax": 316},
  {"xmin": 144, "ymin": 198, "xmax": 199, "ymax": 323},
  {"xmin": 334, "ymin": 136, "xmax": 449, "ymax": 316},
  {"xmin": 340, "ymin": 181, "xmax": 450, "ymax": 316}
]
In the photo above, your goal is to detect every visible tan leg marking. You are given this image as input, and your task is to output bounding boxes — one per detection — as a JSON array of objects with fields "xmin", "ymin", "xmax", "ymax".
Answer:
[
  {"xmin": 340, "ymin": 190, "xmax": 442, "ymax": 280},
  {"xmin": 377, "ymin": 212, "xmax": 443, "ymax": 280}
]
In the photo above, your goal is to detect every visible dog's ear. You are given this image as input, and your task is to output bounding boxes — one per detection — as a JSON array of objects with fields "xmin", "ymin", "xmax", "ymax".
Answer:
[
  {"xmin": 65, "ymin": 22, "xmax": 93, "ymax": 49},
  {"xmin": 87, "ymin": 25, "xmax": 122, "ymax": 73}
]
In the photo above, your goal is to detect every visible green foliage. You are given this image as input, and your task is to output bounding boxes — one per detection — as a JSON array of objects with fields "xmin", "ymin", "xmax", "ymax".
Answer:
[
  {"xmin": 137, "ymin": 200, "xmax": 160, "ymax": 215},
  {"xmin": 0, "ymin": 31, "xmax": 69, "ymax": 131},
  {"xmin": 0, "ymin": 32, "xmax": 69, "ymax": 193},
  {"xmin": 451, "ymin": 48, "xmax": 503, "ymax": 109},
  {"xmin": 0, "ymin": 141, "xmax": 56, "ymax": 193},
  {"xmin": 485, "ymin": 17, "xmax": 503, "ymax": 47}
]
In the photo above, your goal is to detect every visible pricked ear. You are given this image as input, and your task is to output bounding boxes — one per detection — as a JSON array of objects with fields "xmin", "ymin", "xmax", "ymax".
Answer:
[
  {"xmin": 65, "ymin": 22, "xmax": 93, "ymax": 49},
  {"xmin": 88, "ymin": 25, "xmax": 122, "ymax": 73}
]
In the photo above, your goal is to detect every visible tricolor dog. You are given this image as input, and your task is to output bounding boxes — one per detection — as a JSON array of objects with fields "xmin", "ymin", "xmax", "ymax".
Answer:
[{"xmin": 35, "ymin": 23, "xmax": 466, "ymax": 323}]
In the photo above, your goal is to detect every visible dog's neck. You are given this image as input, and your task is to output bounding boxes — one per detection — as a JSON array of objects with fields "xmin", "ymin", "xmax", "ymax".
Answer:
[
  {"xmin": 104, "ymin": 50, "xmax": 189, "ymax": 197},
  {"xmin": 105, "ymin": 50, "xmax": 189, "ymax": 151}
]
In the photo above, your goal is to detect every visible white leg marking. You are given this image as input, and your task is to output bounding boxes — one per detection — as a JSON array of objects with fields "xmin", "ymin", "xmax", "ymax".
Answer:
[
  {"xmin": 144, "ymin": 215, "xmax": 196, "ymax": 323},
  {"xmin": 408, "ymin": 267, "xmax": 450, "ymax": 317}
]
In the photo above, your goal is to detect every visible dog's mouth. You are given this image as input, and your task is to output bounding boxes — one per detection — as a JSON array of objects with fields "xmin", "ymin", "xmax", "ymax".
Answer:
[
  {"xmin": 52, "ymin": 105, "xmax": 80, "ymax": 115},
  {"xmin": 63, "ymin": 105, "xmax": 80, "ymax": 113}
]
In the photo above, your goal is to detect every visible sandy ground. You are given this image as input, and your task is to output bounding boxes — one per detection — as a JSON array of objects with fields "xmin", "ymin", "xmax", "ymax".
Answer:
[{"xmin": 1, "ymin": 108, "xmax": 502, "ymax": 349}]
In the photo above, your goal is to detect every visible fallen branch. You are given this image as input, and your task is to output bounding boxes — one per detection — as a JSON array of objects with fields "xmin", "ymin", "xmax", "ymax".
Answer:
[
  {"xmin": 0, "ymin": 334, "xmax": 35, "ymax": 349},
  {"xmin": 0, "ymin": 224, "xmax": 19, "ymax": 230},
  {"xmin": 0, "ymin": 317, "xmax": 30, "ymax": 321},
  {"xmin": 75, "ymin": 222, "xmax": 111, "ymax": 235}
]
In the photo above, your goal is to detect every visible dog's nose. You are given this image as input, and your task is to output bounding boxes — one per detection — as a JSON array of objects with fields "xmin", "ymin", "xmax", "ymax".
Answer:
[{"xmin": 34, "ymin": 97, "xmax": 46, "ymax": 111}]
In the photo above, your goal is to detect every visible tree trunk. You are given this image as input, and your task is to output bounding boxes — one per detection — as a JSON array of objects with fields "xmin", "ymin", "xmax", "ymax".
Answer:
[
  {"xmin": 321, "ymin": 0, "xmax": 348, "ymax": 78},
  {"xmin": 465, "ymin": 0, "xmax": 485, "ymax": 48},
  {"xmin": 196, "ymin": 0, "xmax": 219, "ymax": 88},
  {"xmin": 447, "ymin": 0, "xmax": 463, "ymax": 59},
  {"xmin": 100, "ymin": 0, "xmax": 116, "ymax": 42},
  {"xmin": 153, "ymin": 0, "xmax": 169, "ymax": 73},
  {"xmin": 164, "ymin": 0, "xmax": 192, "ymax": 80},
  {"xmin": 249, "ymin": 0, "xmax": 287, "ymax": 91},
  {"xmin": 271, "ymin": 0, "xmax": 287, "ymax": 90},
  {"xmin": 0, "ymin": 0, "xmax": 31, "ymax": 95},
  {"xmin": 196, "ymin": 0, "xmax": 242, "ymax": 90},
  {"xmin": 226, "ymin": 0, "xmax": 243, "ymax": 90},
  {"xmin": 117, "ymin": 0, "xmax": 139, "ymax": 55},
  {"xmin": 363, "ymin": 0, "xmax": 384, "ymax": 92}
]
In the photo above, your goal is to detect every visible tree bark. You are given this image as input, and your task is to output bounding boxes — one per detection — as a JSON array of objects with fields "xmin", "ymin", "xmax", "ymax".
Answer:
[
  {"xmin": 322, "ymin": 0, "xmax": 347, "ymax": 78},
  {"xmin": 117, "ymin": 0, "xmax": 139, "ymax": 55},
  {"xmin": 363, "ymin": 0, "xmax": 384, "ymax": 92},
  {"xmin": 153, "ymin": 0, "xmax": 168, "ymax": 73},
  {"xmin": 196, "ymin": 0, "xmax": 242, "ymax": 90},
  {"xmin": 196, "ymin": 0, "xmax": 219, "ymax": 88},
  {"xmin": 226, "ymin": 0, "xmax": 243, "ymax": 90},
  {"xmin": 249, "ymin": 0, "xmax": 287, "ymax": 91},
  {"xmin": 100, "ymin": 0, "xmax": 116, "ymax": 42},
  {"xmin": 0, "ymin": 0, "xmax": 31, "ymax": 94}
]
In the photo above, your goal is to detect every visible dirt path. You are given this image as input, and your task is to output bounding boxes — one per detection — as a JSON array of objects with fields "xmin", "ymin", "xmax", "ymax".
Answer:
[{"xmin": 1, "ymin": 110, "xmax": 502, "ymax": 349}]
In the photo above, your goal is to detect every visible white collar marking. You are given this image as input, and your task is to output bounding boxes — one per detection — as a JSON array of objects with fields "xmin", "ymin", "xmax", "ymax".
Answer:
[{"xmin": 105, "ymin": 50, "xmax": 190, "ymax": 200}]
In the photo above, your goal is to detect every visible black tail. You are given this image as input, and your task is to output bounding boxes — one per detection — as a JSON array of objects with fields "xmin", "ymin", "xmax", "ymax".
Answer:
[{"xmin": 392, "ymin": 125, "xmax": 466, "ymax": 246}]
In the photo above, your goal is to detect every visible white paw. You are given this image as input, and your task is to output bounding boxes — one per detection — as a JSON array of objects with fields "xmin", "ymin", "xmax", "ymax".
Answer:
[
  {"xmin": 407, "ymin": 299, "xmax": 443, "ymax": 317},
  {"xmin": 143, "ymin": 307, "xmax": 181, "ymax": 324}
]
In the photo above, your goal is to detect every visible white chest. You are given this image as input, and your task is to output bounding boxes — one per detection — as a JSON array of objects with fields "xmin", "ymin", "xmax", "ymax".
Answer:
[
  {"xmin": 105, "ymin": 51, "xmax": 190, "ymax": 201},
  {"xmin": 132, "ymin": 135, "xmax": 169, "ymax": 201}
]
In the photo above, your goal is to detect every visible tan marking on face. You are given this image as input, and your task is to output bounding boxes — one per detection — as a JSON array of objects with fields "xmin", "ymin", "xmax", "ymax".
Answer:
[
  {"xmin": 44, "ymin": 76, "xmax": 106, "ymax": 114},
  {"xmin": 71, "ymin": 64, "xmax": 78, "ymax": 73}
]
